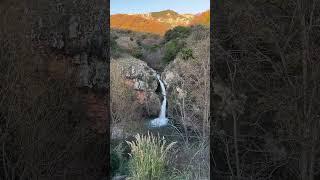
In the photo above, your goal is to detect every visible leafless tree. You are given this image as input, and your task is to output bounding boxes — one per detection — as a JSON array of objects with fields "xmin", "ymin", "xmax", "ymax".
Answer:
[{"xmin": 212, "ymin": 0, "xmax": 320, "ymax": 179}]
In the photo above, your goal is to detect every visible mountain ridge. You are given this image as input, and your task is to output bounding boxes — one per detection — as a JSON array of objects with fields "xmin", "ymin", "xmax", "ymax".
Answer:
[{"xmin": 111, "ymin": 9, "xmax": 210, "ymax": 35}]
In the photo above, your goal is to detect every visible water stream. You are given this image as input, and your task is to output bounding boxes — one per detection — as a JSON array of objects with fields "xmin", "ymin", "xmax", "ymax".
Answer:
[{"xmin": 148, "ymin": 74, "xmax": 169, "ymax": 128}]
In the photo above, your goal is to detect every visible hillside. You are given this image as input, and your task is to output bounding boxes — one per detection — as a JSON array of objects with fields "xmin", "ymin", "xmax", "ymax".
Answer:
[
  {"xmin": 111, "ymin": 9, "xmax": 210, "ymax": 35},
  {"xmin": 149, "ymin": 9, "xmax": 194, "ymax": 28},
  {"xmin": 190, "ymin": 10, "xmax": 210, "ymax": 26},
  {"xmin": 110, "ymin": 14, "xmax": 170, "ymax": 35}
]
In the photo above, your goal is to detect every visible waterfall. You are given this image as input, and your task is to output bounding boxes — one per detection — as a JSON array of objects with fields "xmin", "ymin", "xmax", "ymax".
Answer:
[{"xmin": 149, "ymin": 74, "xmax": 169, "ymax": 127}]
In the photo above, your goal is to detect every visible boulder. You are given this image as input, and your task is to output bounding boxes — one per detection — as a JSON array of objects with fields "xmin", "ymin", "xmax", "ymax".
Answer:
[
  {"xmin": 145, "ymin": 92, "xmax": 161, "ymax": 116},
  {"xmin": 115, "ymin": 56, "xmax": 158, "ymax": 91},
  {"xmin": 111, "ymin": 56, "xmax": 160, "ymax": 117}
]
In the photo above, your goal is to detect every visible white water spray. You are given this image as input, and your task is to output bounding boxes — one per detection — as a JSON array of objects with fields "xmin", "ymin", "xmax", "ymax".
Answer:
[{"xmin": 149, "ymin": 74, "xmax": 169, "ymax": 127}]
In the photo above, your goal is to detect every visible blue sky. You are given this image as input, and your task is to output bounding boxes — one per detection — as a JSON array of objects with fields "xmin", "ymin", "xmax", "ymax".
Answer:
[{"xmin": 110, "ymin": 0, "xmax": 210, "ymax": 15}]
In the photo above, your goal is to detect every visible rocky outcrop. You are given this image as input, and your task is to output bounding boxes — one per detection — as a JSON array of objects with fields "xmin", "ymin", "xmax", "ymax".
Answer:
[
  {"xmin": 115, "ymin": 56, "xmax": 158, "ymax": 90},
  {"xmin": 110, "ymin": 56, "xmax": 161, "ymax": 139},
  {"xmin": 161, "ymin": 60, "xmax": 183, "ymax": 97},
  {"xmin": 112, "ymin": 56, "xmax": 160, "ymax": 117}
]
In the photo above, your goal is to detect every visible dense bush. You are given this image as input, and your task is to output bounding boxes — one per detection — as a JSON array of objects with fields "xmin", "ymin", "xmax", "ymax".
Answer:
[
  {"xmin": 190, "ymin": 25, "xmax": 209, "ymax": 41},
  {"xmin": 162, "ymin": 40, "xmax": 186, "ymax": 63},
  {"xmin": 131, "ymin": 47, "xmax": 143, "ymax": 59},
  {"xmin": 110, "ymin": 37, "xmax": 122, "ymax": 58},
  {"xmin": 111, "ymin": 142, "xmax": 129, "ymax": 176},
  {"xmin": 164, "ymin": 26, "xmax": 191, "ymax": 42},
  {"xmin": 180, "ymin": 48, "xmax": 194, "ymax": 60},
  {"xmin": 162, "ymin": 26, "xmax": 207, "ymax": 64}
]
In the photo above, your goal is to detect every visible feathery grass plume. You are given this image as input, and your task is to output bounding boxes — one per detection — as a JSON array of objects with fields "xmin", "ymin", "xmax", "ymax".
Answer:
[{"xmin": 126, "ymin": 132, "xmax": 177, "ymax": 180}]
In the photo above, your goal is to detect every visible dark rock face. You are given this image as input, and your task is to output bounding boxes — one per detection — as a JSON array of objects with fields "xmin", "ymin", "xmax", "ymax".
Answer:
[
  {"xmin": 1, "ymin": 1, "xmax": 110, "ymax": 179},
  {"xmin": 31, "ymin": 1, "xmax": 109, "ymax": 134}
]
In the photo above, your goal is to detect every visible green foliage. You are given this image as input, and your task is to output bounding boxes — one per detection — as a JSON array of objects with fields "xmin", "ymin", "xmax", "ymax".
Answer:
[
  {"xmin": 110, "ymin": 38, "xmax": 117, "ymax": 51},
  {"xmin": 110, "ymin": 36, "xmax": 122, "ymax": 58},
  {"xmin": 126, "ymin": 132, "xmax": 177, "ymax": 180},
  {"xmin": 161, "ymin": 26, "xmax": 192, "ymax": 63},
  {"xmin": 151, "ymin": 10, "xmax": 178, "ymax": 18},
  {"xmin": 141, "ymin": 34, "xmax": 147, "ymax": 39},
  {"xmin": 163, "ymin": 41, "xmax": 178, "ymax": 63},
  {"xmin": 164, "ymin": 26, "xmax": 191, "ymax": 42},
  {"xmin": 136, "ymin": 39, "xmax": 142, "ymax": 46},
  {"xmin": 180, "ymin": 48, "xmax": 194, "ymax": 60},
  {"xmin": 163, "ymin": 40, "xmax": 185, "ymax": 63},
  {"xmin": 131, "ymin": 47, "xmax": 143, "ymax": 59},
  {"xmin": 149, "ymin": 44, "xmax": 160, "ymax": 52}
]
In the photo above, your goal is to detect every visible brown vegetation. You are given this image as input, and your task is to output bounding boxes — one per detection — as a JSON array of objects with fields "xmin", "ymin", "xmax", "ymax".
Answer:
[
  {"xmin": 212, "ymin": 0, "xmax": 320, "ymax": 179},
  {"xmin": 111, "ymin": 10, "xmax": 210, "ymax": 35},
  {"xmin": 111, "ymin": 14, "xmax": 170, "ymax": 35},
  {"xmin": 190, "ymin": 10, "xmax": 210, "ymax": 26}
]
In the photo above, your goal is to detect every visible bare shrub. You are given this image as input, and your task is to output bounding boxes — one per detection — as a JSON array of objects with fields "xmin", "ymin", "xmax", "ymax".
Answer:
[
  {"xmin": 168, "ymin": 35, "xmax": 210, "ymax": 138},
  {"xmin": 212, "ymin": 0, "xmax": 320, "ymax": 179},
  {"xmin": 110, "ymin": 61, "xmax": 142, "ymax": 128}
]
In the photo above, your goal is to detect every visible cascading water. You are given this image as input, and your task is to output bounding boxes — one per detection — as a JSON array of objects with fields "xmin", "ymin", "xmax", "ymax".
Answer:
[{"xmin": 148, "ymin": 74, "xmax": 169, "ymax": 128}]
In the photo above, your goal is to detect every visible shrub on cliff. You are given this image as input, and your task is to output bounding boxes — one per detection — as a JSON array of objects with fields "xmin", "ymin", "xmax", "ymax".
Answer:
[
  {"xmin": 131, "ymin": 47, "xmax": 143, "ymax": 59},
  {"xmin": 111, "ymin": 37, "xmax": 122, "ymax": 58},
  {"xmin": 164, "ymin": 26, "xmax": 191, "ymax": 42},
  {"xmin": 180, "ymin": 48, "xmax": 194, "ymax": 61},
  {"xmin": 163, "ymin": 39, "xmax": 186, "ymax": 64}
]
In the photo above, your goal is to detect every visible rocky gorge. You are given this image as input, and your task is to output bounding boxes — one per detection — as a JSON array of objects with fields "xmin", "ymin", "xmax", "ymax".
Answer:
[
  {"xmin": 110, "ymin": 26, "xmax": 209, "ymax": 137},
  {"xmin": 110, "ymin": 25, "xmax": 212, "ymax": 179}
]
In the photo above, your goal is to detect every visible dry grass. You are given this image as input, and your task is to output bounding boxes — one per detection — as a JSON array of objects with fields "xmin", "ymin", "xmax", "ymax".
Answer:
[{"xmin": 126, "ymin": 132, "xmax": 177, "ymax": 180}]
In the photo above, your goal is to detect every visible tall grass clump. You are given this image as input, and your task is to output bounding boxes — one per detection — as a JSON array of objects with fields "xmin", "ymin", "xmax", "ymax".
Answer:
[{"xmin": 126, "ymin": 132, "xmax": 177, "ymax": 180}]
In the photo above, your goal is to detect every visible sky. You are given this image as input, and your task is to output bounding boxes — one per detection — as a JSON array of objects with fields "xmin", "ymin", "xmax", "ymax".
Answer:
[{"xmin": 110, "ymin": 0, "xmax": 210, "ymax": 15}]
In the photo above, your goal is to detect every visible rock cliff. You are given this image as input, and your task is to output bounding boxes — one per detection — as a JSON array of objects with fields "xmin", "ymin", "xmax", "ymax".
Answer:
[
  {"xmin": 31, "ymin": 0, "xmax": 109, "ymax": 134},
  {"xmin": 110, "ymin": 56, "xmax": 161, "ymax": 139}
]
